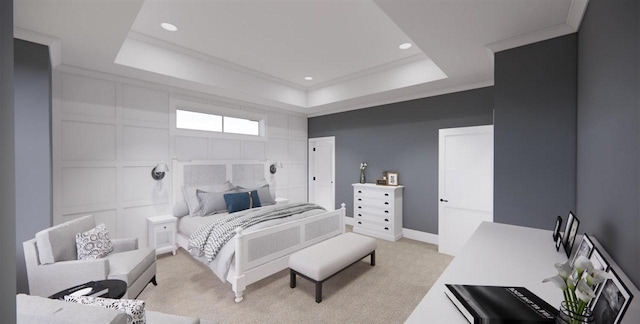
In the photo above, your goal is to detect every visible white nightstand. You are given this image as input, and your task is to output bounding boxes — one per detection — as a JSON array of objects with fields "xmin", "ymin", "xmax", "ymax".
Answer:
[
  {"xmin": 275, "ymin": 197, "xmax": 289, "ymax": 204},
  {"xmin": 147, "ymin": 215, "xmax": 177, "ymax": 256}
]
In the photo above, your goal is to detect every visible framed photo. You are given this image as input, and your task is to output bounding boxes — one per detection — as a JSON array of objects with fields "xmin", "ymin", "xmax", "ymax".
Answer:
[
  {"xmin": 570, "ymin": 234, "xmax": 593, "ymax": 267},
  {"xmin": 588, "ymin": 248, "xmax": 610, "ymax": 306},
  {"xmin": 563, "ymin": 211, "xmax": 580, "ymax": 258},
  {"xmin": 553, "ymin": 216, "xmax": 563, "ymax": 241},
  {"xmin": 386, "ymin": 172, "xmax": 399, "ymax": 186},
  {"xmin": 376, "ymin": 179, "xmax": 387, "ymax": 185},
  {"xmin": 590, "ymin": 268, "xmax": 633, "ymax": 324},
  {"xmin": 555, "ymin": 233, "xmax": 563, "ymax": 251}
]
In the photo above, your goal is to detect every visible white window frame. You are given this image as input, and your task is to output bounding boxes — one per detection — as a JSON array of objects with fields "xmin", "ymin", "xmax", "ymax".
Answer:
[{"xmin": 171, "ymin": 99, "xmax": 266, "ymax": 141}]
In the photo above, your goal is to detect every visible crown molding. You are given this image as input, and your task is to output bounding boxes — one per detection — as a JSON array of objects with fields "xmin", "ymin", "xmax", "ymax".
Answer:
[{"xmin": 13, "ymin": 27, "xmax": 62, "ymax": 68}]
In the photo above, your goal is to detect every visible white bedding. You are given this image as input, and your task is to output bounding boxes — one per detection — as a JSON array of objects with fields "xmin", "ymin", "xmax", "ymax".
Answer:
[{"xmin": 178, "ymin": 204, "xmax": 325, "ymax": 281}]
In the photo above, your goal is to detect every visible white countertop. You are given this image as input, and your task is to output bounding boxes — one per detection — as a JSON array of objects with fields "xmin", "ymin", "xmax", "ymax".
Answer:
[{"xmin": 405, "ymin": 222, "xmax": 567, "ymax": 323}]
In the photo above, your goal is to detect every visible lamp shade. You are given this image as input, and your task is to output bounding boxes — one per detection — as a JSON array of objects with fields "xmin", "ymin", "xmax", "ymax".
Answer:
[{"xmin": 155, "ymin": 161, "xmax": 168, "ymax": 173}]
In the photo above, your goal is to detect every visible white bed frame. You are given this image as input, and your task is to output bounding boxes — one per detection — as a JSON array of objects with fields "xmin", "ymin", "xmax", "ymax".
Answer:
[{"xmin": 172, "ymin": 159, "xmax": 346, "ymax": 302}]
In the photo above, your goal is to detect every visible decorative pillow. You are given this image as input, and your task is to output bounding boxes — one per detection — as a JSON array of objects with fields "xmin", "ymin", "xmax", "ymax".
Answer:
[
  {"xmin": 64, "ymin": 295, "xmax": 145, "ymax": 324},
  {"xmin": 239, "ymin": 184, "xmax": 275, "ymax": 206},
  {"xmin": 197, "ymin": 189, "xmax": 238, "ymax": 216},
  {"xmin": 182, "ymin": 182, "xmax": 233, "ymax": 217},
  {"xmin": 172, "ymin": 201, "xmax": 189, "ymax": 218},
  {"xmin": 75, "ymin": 223, "xmax": 113, "ymax": 260},
  {"xmin": 224, "ymin": 190, "xmax": 261, "ymax": 213}
]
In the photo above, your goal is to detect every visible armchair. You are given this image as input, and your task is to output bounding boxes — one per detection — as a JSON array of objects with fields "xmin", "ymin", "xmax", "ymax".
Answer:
[{"xmin": 23, "ymin": 215, "xmax": 156, "ymax": 298}]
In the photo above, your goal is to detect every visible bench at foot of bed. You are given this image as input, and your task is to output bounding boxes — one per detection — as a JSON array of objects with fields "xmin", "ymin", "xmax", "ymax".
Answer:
[{"xmin": 288, "ymin": 233, "xmax": 377, "ymax": 303}]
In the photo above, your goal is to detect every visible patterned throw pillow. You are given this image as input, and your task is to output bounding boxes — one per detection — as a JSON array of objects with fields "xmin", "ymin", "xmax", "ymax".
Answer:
[
  {"xmin": 64, "ymin": 295, "xmax": 145, "ymax": 324},
  {"xmin": 75, "ymin": 223, "xmax": 113, "ymax": 260}
]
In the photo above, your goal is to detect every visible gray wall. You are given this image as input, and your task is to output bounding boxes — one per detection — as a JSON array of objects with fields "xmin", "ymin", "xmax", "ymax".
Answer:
[
  {"xmin": 493, "ymin": 34, "xmax": 577, "ymax": 230},
  {"xmin": 14, "ymin": 39, "xmax": 52, "ymax": 294},
  {"xmin": 308, "ymin": 88, "xmax": 494, "ymax": 234},
  {"xmin": 1, "ymin": 0, "xmax": 16, "ymax": 320},
  {"xmin": 576, "ymin": 0, "xmax": 640, "ymax": 287}
]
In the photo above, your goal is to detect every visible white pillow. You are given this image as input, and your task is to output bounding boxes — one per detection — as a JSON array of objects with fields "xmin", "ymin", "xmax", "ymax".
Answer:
[
  {"xmin": 64, "ymin": 295, "xmax": 145, "ymax": 324},
  {"xmin": 75, "ymin": 223, "xmax": 113, "ymax": 260},
  {"xmin": 182, "ymin": 182, "xmax": 233, "ymax": 216}
]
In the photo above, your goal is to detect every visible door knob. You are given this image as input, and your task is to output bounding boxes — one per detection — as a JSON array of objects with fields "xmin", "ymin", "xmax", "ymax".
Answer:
[{"xmin": 440, "ymin": 199, "xmax": 448, "ymax": 202}]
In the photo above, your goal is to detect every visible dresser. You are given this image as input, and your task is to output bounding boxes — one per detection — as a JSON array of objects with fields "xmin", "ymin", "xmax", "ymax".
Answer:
[{"xmin": 352, "ymin": 183, "xmax": 404, "ymax": 241}]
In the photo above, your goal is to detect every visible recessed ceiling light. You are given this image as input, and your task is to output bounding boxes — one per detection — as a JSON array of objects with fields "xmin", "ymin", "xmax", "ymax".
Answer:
[
  {"xmin": 399, "ymin": 42, "xmax": 412, "ymax": 50},
  {"xmin": 161, "ymin": 23, "xmax": 178, "ymax": 32},
  {"xmin": 304, "ymin": 76, "xmax": 313, "ymax": 81}
]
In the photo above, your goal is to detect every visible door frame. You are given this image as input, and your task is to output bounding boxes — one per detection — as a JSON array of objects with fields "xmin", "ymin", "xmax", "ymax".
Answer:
[
  {"xmin": 308, "ymin": 136, "xmax": 335, "ymax": 209},
  {"xmin": 438, "ymin": 125, "xmax": 494, "ymax": 256}
]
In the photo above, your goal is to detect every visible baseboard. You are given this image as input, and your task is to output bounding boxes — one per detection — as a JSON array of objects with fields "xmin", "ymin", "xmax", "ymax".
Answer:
[
  {"xmin": 344, "ymin": 216, "xmax": 355, "ymax": 226},
  {"xmin": 402, "ymin": 228, "xmax": 438, "ymax": 245}
]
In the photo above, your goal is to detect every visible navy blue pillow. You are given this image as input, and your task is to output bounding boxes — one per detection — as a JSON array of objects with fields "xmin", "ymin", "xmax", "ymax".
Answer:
[{"xmin": 223, "ymin": 190, "xmax": 261, "ymax": 213}]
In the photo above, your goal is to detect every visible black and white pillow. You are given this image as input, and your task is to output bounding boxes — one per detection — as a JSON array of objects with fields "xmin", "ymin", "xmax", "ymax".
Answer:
[
  {"xmin": 64, "ymin": 295, "xmax": 145, "ymax": 324},
  {"xmin": 75, "ymin": 223, "xmax": 113, "ymax": 260}
]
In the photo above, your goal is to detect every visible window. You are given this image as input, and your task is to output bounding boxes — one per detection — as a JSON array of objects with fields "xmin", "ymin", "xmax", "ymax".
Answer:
[{"xmin": 176, "ymin": 107, "xmax": 262, "ymax": 137}]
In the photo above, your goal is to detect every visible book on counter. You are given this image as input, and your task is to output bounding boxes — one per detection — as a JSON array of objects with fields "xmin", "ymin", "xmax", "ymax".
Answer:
[
  {"xmin": 67, "ymin": 281, "xmax": 109, "ymax": 298},
  {"xmin": 444, "ymin": 284, "xmax": 558, "ymax": 324}
]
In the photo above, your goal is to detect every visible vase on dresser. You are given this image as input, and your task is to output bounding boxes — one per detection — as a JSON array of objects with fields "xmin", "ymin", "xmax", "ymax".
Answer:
[{"xmin": 359, "ymin": 170, "xmax": 365, "ymax": 184}]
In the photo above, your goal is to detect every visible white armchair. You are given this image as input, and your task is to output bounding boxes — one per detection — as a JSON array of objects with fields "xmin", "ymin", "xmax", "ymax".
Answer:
[{"xmin": 23, "ymin": 215, "xmax": 157, "ymax": 298}]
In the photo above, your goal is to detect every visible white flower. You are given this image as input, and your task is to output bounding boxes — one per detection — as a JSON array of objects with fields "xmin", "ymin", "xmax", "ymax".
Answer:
[
  {"xmin": 554, "ymin": 260, "xmax": 573, "ymax": 279},
  {"xmin": 574, "ymin": 256, "xmax": 594, "ymax": 272},
  {"xmin": 542, "ymin": 274, "xmax": 567, "ymax": 289},
  {"xmin": 575, "ymin": 279, "xmax": 596, "ymax": 302},
  {"xmin": 586, "ymin": 268, "xmax": 610, "ymax": 286}
]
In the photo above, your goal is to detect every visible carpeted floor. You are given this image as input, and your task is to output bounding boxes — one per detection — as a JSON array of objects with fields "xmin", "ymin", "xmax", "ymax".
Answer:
[{"xmin": 138, "ymin": 229, "xmax": 452, "ymax": 324}]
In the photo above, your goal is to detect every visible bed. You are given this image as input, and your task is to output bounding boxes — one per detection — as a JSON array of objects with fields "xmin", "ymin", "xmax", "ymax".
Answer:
[{"xmin": 172, "ymin": 160, "xmax": 346, "ymax": 302}]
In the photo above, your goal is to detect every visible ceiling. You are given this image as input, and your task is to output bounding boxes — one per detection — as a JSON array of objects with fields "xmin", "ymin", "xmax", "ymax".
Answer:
[{"xmin": 13, "ymin": 0, "xmax": 588, "ymax": 116}]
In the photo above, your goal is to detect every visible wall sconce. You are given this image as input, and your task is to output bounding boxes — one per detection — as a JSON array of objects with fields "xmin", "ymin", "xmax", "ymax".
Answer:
[
  {"xmin": 269, "ymin": 162, "xmax": 283, "ymax": 174},
  {"xmin": 151, "ymin": 161, "xmax": 169, "ymax": 180}
]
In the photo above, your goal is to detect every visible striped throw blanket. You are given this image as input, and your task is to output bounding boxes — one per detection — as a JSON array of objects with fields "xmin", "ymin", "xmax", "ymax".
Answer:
[{"xmin": 188, "ymin": 202, "xmax": 325, "ymax": 262}]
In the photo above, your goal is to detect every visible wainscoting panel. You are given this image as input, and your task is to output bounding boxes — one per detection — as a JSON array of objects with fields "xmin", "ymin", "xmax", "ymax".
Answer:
[
  {"xmin": 267, "ymin": 138, "xmax": 289, "ymax": 162},
  {"xmin": 268, "ymin": 111, "xmax": 289, "ymax": 137},
  {"xmin": 61, "ymin": 167, "xmax": 117, "ymax": 207},
  {"xmin": 208, "ymin": 138, "xmax": 242, "ymax": 160},
  {"xmin": 61, "ymin": 121, "xmax": 116, "ymax": 161},
  {"xmin": 174, "ymin": 136, "xmax": 208, "ymax": 160},
  {"xmin": 122, "ymin": 84, "xmax": 169, "ymax": 123},
  {"xmin": 61, "ymin": 73, "xmax": 116, "ymax": 118},
  {"xmin": 290, "ymin": 139, "xmax": 307, "ymax": 162},
  {"xmin": 122, "ymin": 166, "xmax": 171, "ymax": 204},
  {"xmin": 122, "ymin": 126, "xmax": 170, "ymax": 161},
  {"xmin": 62, "ymin": 209, "xmax": 118, "ymax": 238},
  {"xmin": 242, "ymin": 140, "xmax": 266, "ymax": 161}
]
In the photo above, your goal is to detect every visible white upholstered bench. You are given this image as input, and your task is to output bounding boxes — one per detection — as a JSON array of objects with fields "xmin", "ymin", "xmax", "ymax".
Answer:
[{"xmin": 289, "ymin": 232, "xmax": 377, "ymax": 303}]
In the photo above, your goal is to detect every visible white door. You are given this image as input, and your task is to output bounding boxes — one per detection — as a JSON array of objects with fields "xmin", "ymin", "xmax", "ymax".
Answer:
[
  {"xmin": 308, "ymin": 137, "xmax": 335, "ymax": 210},
  {"xmin": 438, "ymin": 125, "xmax": 493, "ymax": 256}
]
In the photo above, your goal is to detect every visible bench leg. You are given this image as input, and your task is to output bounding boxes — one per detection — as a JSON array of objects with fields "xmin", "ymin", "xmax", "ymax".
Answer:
[
  {"xmin": 316, "ymin": 281, "xmax": 322, "ymax": 303},
  {"xmin": 371, "ymin": 251, "xmax": 375, "ymax": 266},
  {"xmin": 290, "ymin": 270, "xmax": 297, "ymax": 288}
]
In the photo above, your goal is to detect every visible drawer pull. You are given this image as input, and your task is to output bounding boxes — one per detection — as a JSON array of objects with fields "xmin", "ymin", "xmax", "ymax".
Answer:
[
  {"xmin": 358, "ymin": 206, "xmax": 362, "ymax": 209},
  {"xmin": 385, "ymin": 211, "xmax": 389, "ymax": 214},
  {"xmin": 384, "ymin": 227, "xmax": 389, "ymax": 230},
  {"xmin": 384, "ymin": 193, "xmax": 389, "ymax": 196},
  {"xmin": 358, "ymin": 198, "xmax": 362, "ymax": 201},
  {"xmin": 384, "ymin": 202, "xmax": 389, "ymax": 205},
  {"xmin": 358, "ymin": 190, "xmax": 362, "ymax": 193},
  {"xmin": 358, "ymin": 221, "xmax": 362, "ymax": 225},
  {"xmin": 385, "ymin": 218, "xmax": 389, "ymax": 222},
  {"xmin": 358, "ymin": 214, "xmax": 362, "ymax": 217},
  {"xmin": 163, "ymin": 226, "xmax": 167, "ymax": 229}
]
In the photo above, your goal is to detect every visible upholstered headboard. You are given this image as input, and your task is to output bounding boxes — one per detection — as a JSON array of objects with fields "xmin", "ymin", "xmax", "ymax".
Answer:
[{"xmin": 172, "ymin": 160, "xmax": 269, "ymax": 205}]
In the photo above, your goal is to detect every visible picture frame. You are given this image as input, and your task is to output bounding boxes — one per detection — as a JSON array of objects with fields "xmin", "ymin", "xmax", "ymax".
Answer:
[
  {"xmin": 563, "ymin": 211, "xmax": 580, "ymax": 258},
  {"xmin": 552, "ymin": 215, "xmax": 563, "ymax": 241},
  {"xmin": 376, "ymin": 179, "xmax": 387, "ymax": 185},
  {"xmin": 386, "ymin": 172, "xmax": 399, "ymax": 186},
  {"xmin": 555, "ymin": 232, "xmax": 563, "ymax": 251},
  {"xmin": 590, "ymin": 268, "xmax": 633, "ymax": 324},
  {"xmin": 588, "ymin": 248, "xmax": 610, "ymax": 306},
  {"xmin": 570, "ymin": 234, "xmax": 593, "ymax": 267}
]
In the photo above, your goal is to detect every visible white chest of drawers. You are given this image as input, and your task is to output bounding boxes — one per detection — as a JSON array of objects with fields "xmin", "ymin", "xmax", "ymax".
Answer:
[{"xmin": 352, "ymin": 183, "xmax": 404, "ymax": 241}]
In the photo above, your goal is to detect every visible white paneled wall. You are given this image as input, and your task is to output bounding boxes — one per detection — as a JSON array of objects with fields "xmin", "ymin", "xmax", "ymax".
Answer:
[{"xmin": 52, "ymin": 69, "xmax": 308, "ymax": 246}]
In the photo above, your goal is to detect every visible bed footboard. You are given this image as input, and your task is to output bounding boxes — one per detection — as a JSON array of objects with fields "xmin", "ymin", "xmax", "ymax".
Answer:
[{"xmin": 231, "ymin": 203, "xmax": 346, "ymax": 302}]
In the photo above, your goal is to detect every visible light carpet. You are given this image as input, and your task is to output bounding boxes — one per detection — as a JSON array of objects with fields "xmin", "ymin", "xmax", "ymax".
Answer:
[{"xmin": 138, "ymin": 231, "xmax": 452, "ymax": 324}]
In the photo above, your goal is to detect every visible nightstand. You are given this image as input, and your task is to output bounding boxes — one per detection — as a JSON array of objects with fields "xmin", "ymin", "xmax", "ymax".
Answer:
[{"xmin": 147, "ymin": 215, "xmax": 177, "ymax": 256}]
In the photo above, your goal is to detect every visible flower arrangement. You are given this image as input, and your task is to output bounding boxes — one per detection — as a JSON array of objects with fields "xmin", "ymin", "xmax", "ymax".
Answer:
[
  {"xmin": 359, "ymin": 162, "xmax": 367, "ymax": 184},
  {"xmin": 543, "ymin": 256, "xmax": 609, "ymax": 322}
]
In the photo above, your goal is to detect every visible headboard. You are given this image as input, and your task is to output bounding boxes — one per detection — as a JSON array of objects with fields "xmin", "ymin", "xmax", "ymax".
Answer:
[{"xmin": 172, "ymin": 159, "xmax": 270, "ymax": 205}]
